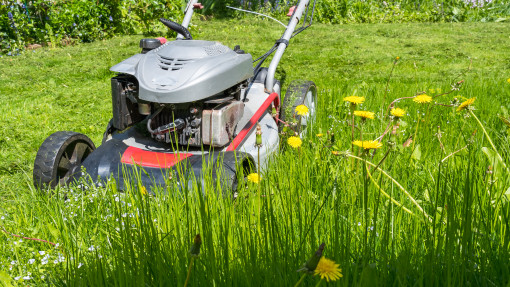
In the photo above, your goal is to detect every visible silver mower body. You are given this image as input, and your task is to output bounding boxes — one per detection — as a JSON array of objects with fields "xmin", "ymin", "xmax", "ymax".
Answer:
[{"xmin": 32, "ymin": 0, "xmax": 317, "ymax": 192}]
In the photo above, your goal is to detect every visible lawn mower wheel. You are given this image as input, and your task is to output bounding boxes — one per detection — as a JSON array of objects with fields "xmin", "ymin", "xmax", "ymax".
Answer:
[
  {"xmin": 33, "ymin": 131, "xmax": 96, "ymax": 190},
  {"xmin": 280, "ymin": 80, "xmax": 317, "ymax": 133}
]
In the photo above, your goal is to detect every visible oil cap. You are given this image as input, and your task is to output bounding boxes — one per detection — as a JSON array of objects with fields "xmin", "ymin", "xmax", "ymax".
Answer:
[{"xmin": 140, "ymin": 39, "xmax": 162, "ymax": 54}]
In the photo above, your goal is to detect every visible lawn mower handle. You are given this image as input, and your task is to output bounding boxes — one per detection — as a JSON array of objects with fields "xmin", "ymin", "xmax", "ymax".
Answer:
[
  {"xmin": 265, "ymin": 0, "xmax": 311, "ymax": 93},
  {"xmin": 177, "ymin": 0, "xmax": 199, "ymax": 40}
]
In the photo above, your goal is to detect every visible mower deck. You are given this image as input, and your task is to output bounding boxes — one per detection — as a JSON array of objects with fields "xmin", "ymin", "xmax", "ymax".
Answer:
[{"xmin": 80, "ymin": 82, "xmax": 280, "ymax": 192}]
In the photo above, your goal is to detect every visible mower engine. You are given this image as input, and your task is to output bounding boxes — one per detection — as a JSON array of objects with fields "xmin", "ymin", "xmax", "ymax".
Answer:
[
  {"xmin": 146, "ymin": 89, "xmax": 245, "ymax": 147},
  {"xmin": 109, "ymin": 37, "xmax": 253, "ymax": 148}
]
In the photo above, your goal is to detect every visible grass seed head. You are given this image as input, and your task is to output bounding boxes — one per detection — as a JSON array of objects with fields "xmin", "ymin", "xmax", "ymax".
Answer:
[{"xmin": 189, "ymin": 234, "xmax": 202, "ymax": 258}]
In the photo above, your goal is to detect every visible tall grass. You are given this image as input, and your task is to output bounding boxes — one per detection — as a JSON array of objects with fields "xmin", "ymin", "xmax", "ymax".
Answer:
[{"xmin": 2, "ymin": 81, "xmax": 509, "ymax": 285}]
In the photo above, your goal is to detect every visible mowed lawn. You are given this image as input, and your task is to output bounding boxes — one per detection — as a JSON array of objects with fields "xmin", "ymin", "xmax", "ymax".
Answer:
[{"xmin": 0, "ymin": 20, "xmax": 509, "ymax": 286}]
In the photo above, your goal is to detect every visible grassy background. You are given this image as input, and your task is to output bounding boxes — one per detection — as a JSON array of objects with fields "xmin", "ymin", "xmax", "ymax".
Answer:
[{"xmin": 0, "ymin": 19, "xmax": 509, "ymax": 285}]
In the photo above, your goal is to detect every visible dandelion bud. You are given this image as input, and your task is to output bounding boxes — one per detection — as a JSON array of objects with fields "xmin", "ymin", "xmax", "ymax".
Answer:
[
  {"xmin": 403, "ymin": 136, "xmax": 413, "ymax": 148},
  {"xmin": 297, "ymin": 243, "xmax": 325, "ymax": 274},
  {"xmin": 255, "ymin": 123, "xmax": 262, "ymax": 146},
  {"xmin": 391, "ymin": 125, "xmax": 398, "ymax": 135},
  {"xmin": 189, "ymin": 234, "xmax": 202, "ymax": 258}
]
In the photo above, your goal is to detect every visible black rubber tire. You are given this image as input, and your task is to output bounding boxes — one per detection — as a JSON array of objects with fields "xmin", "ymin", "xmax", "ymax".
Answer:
[
  {"xmin": 33, "ymin": 131, "xmax": 96, "ymax": 190},
  {"xmin": 279, "ymin": 80, "xmax": 317, "ymax": 134},
  {"xmin": 231, "ymin": 156, "xmax": 256, "ymax": 194},
  {"xmin": 219, "ymin": 152, "xmax": 255, "ymax": 198}
]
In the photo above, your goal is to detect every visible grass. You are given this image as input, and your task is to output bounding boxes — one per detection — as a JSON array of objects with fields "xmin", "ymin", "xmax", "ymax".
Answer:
[{"xmin": 0, "ymin": 19, "xmax": 509, "ymax": 286}]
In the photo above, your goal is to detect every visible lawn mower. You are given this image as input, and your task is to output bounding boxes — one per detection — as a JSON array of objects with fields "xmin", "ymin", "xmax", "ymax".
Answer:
[{"xmin": 33, "ymin": 0, "xmax": 318, "ymax": 193}]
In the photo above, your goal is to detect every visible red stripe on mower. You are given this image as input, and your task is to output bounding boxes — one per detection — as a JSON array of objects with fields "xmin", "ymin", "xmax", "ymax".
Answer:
[
  {"xmin": 226, "ymin": 92, "xmax": 279, "ymax": 151},
  {"xmin": 121, "ymin": 146, "xmax": 192, "ymax": 168}
]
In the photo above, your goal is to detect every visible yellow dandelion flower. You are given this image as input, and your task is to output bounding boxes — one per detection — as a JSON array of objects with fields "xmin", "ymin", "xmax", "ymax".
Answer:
[
  {"xmin": 396, "ymin": 56, "xmax": 400, "ymax": 60},
  {"xmin": 456, "ymin": 97, "xmax": 476, "ymax": 111},
  {"xmin": 295, "ymin": 105, "xmax": 309, "ymax": 116},
  {"xmin": 507, "ymin": 78, "xmax": 510, "ymax": 84},
  {"xmin": 316, "ymin": 133, "xmax": 324, "ymax": 137},
  {"xmin": 140, "ymin": 186, "xmax": 148, "ymax": 195},
  {"xmin": 390, "ymin": 107, "xmax": 406, "ymax": 118},
  {"xmin": 413, "ymin": 94, "xmax": 433, "ymax": 104},
  {"xmin": 287, "ymin": 136, "xmax": 302, "ymax": 148},
  {"xmin": 353, "ymin": 110, "xmax": 375, "ymax": 119},
  {"xmin": 343, "ymin": 96, "xmax": 365, "ymax": 105},
  {"xmin": 352, "ymin": 140, "xmax": 383, "ymax": 150},
  {"xmin": 247, "ymin": 173, "xmax": 261, "ymax": 184},
  {"xmin": 314, "ymin": 257, "xmax": 343, "ymax": 282},
  {"xmin": 331, "ymin": 151, "xmax": 340, "ymax": 155}
]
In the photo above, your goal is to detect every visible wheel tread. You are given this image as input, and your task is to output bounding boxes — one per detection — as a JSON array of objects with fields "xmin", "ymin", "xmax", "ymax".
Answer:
[
  {"xmin": 279, "ymin": 80, "xmax": 317, "ymax": 133},
  {"xmin": 33, "ymin": 131, "xmax": 95, "ymax": 190}
]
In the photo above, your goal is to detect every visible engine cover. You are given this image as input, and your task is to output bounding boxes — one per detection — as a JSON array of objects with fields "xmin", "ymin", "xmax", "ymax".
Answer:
[{"xmin": 110, "ymin": 40, "xmax": 253, "ymax": 104}]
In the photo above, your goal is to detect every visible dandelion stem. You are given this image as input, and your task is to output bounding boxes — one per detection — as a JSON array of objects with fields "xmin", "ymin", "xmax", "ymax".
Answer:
[
  {"xmin": 454, "ymin": 120, "xmax": 467, "ymax": 150},
  {"xmin": 469, "ymin": 110, "xmax": 507, "ymax": 169},
  {"xmin": 314, "ymin": 278, "xmax": 324, "ymax": 287},
  {"xmin": 347, "ymin": 154, "xmax": 432, "ymax": 222},
  {"xmin": 383, "ymin": 58, "xmax": 398, "ymax": 102},
  {"xmin": 294, "ymin": 273, "xmax": 307, "ymax": 287},
  {"xmin": 1, "ymin": 225, "xmax": 57, "ymax": 246},
  {"xmin": 431, "ymin": 80, "xmax": 464, "ymax": 99},
  {"xmin": 351, "ymin": 112, "xmax": 355, "ymax": 170},
  {"xmin": 441, "ymin": 145, "xmax": 468, "ymax": 163},
  {"xmin": 184, "ymin": 257, "xmax": 194, "ymax": 287},
  {"xmin": 378, "ymin": 95, "xmax": 416, "ymax": 142},
  {"xmin": 275, "ymin": 117, "xmax": 298, "ymax": 134},
  {"xmin": 373, "ymin": 147, "xmax": 392, "ymax": 172},
  {"xmin": 412, "ymin": 115, "xmax": 421, "ymax": 152},
  {"xmin": 365, "ymin": 166, "xmax": 415, "ymax": 216},
  {"xmin": 257, "ymin": 145, "xmax": 262, "ymax": 223},
  {"xmin": 424, "ymin": 103, "xmax": 432, "ymax": 126},
  {"xmin": 356, "ymin": 123, "xmax": 364, "ymax": 173},
  {"xmin": 362, "ymin": 152, "xmax": 369, "ymax": 258},
  {"xmin": 351, "ymin": 113, "xmax": 355, "ymax": 148}
]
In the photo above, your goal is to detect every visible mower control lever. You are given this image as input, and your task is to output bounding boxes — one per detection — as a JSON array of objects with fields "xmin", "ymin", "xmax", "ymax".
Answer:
[{"xmin": 159, "ymin": 18, "xmax": 192, "ymax": 40}]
